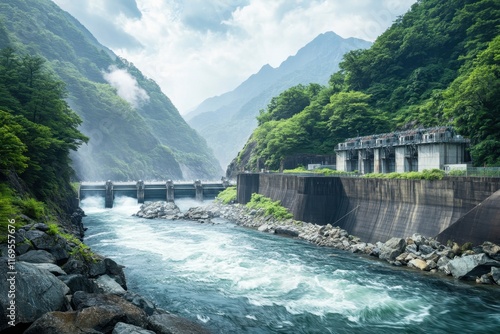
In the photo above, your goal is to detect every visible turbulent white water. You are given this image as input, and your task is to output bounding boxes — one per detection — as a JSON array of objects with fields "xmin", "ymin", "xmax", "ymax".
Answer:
[{"xmin": 81, "ymin": 197, "xmax": 500, "ymax": 334}]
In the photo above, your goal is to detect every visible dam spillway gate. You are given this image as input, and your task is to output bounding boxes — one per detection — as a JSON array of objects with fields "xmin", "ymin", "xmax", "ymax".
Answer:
[{"xmin": 79, "ymin": 180, "xmax": 231, "ymax": 208}]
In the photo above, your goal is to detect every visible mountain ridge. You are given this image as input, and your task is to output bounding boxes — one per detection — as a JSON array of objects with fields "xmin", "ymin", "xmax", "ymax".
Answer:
[
  {"xmin": 187, "ymin": 31, "xmax": 372, "ymax": 169},
  {"xmin": 0, "ymin": 0, "xmax": 222, "ymax": 181}
]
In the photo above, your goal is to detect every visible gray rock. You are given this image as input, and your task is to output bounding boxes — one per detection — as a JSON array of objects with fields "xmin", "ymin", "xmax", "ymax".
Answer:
[
  {"xmin": 379, "ymin": 238, "xmax": 407, "ymax": 261},
  {"xmin": 409, "ymin": 258, "xmax": 429, "ymax": 271},
  {"xmin": 105, "ymin": 258, "xmax": 127, "ymax": 290},
  {"xmin": 89, "ymin": 257, "xmax": 107, "ymax": 277},
  {"xmin": 411, "ymin": 233, "xmax": 425, "ymax": 246},
  {"xmin": 274, "ymin": 226, "xmax": 299, "ymax": 237},
  {"xmin": 405, "ymin": 243, "xmax": 419, "ymax": 255},
  {"xmin": 113, "ymin": 322, "xmax": 155, "ymax": 334},
  {"xmin": 34, "ymin": 223, "xmax": 50, "ymax": 232},
  {"xmin": 147, "ymin": 313, "xmax": 210, "ymax": 334},
  {"xmin": 25, "ymin": 230, "xmax": 70, "ymax": 261},
  {"xmin": 491, "ymin": 267, "xmax": 500, "ymax": 285},
  {"xmin": 258, "ymin": 224, "xmax": 269, "ymax": 232},
  {"xmin": 72, "ymin": 292, "xmax": 148, "ymax": 329},
  {"xmin": 444, "ymin": 253, "xmax": 500, "ymax": 280},
  {"xmin": 481, "ymin": 242, "xmax": 500, "ymax": 260},
  {"xmin": 136, "ymin": 202, "xmax": 181, "ymax": 219},
  {"xmin": 25, "ymin": 304, "xmax": 148, "ymax": 334},
  {"xmin": 58, "ymin": 274, "xmax": 97, "ymax": 294},
  {"xmin": 30, "ymin": 262, "xmax": 67, "ymax": 276},
  {"xmin": 419, "ymin": 244, "xmax": 434, "ymax": 255},
  {"xmin": 0, "ymin": 259, "xmax": 69, "ymax": 330},
  {"xmin": 17, "ymin": 249, "xmax": 57, "ymax": 264},
  {"xmin": 437, "ymin": 256, "xmax": 451, "ymax": 270},
  {"xmin": 62, "ymin": 258, "xmax": 87, "ymax": 275},
  {"xmin": 96, "ymin": 275, "xmax": 127, "ymax": 295},
  {"xmin": 476, "ymin": 274, "xmax": 492, "ymax": 284},
  {"xmin": 123, "ymin": 292, "xmax": 159, "ymax": 316}
]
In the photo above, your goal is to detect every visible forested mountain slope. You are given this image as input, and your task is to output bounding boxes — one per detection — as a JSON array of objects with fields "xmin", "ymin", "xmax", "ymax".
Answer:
[
  {"xmin": 231, "ymin": 0, "xmax": 500, "ymax": 173},
  {"xmin": 187, "ymin": 32, "xmax": 371, "ymax": 170},
  {"xmin": 0, "ymin": 0, "xmax": 222, "ymax": 181}
]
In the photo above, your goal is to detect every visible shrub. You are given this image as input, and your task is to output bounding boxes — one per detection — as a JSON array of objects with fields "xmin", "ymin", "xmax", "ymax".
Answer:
[
  {"xmin": 16, "ymin": 198, "xmax": 46, "ymax": 220},
  {"xmin": 364, "ymin": 169, "xmax": 445, "ymax": 180},
  {"xmin": 246, "ymin": 193, "xmax": 293, "ymax": 220},
  {"xmin": 216, "ymin": 186, "xmax": 237, "ymax": 204}
]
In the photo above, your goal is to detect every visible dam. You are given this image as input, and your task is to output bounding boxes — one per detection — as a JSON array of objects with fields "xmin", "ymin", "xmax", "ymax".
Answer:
[
  {"xmin": 79, "ymin": 179, "xmax": 230, "ymax": 208},
  {"xmin": 237, "ymin": 173, "xmax": 500, "ymax": 246}
]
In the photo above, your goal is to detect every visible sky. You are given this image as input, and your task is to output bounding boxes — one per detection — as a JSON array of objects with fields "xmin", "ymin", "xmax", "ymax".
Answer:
[{"xmin": 51, "ymin": 0, "xmax": 416, "ymax": 114}]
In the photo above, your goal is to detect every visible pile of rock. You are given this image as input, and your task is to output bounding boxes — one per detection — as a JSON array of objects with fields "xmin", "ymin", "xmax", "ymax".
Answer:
[
  {"xmin": 185, "ymin": 202, "xmax": 500, "ymax": 286},
  {"xmin": 0, "ymin": 221, "xmax": 210, "ymax": 333},
  {"xmin": 134, "ymin": 201, "xmax": 219, "ymax": 224},
  {"xmin": 134, "ymin": 201, "xmax": 181, "ymax": 219}
]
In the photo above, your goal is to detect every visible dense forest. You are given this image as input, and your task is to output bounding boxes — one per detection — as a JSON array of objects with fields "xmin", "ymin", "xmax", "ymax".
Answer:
[
  {"xmin": 0, "ymin": 0, "xmax": 222, "ymax": 181},
  {"xmin": 233, "ymin": 0, "xmax": 500, "ymax": 171},
  {"xmin": 0, "ymin": 48, "xmax": 87, "ymax": 237}
]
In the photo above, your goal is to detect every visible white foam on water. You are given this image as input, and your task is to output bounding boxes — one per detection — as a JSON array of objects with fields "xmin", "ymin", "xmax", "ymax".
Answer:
[
  {"xmin": 197, "ymin": 314, "xmax": 210, "ymax": 323},
  {"xmin": 83, "ymin": 206, "xmax": 436, "ymax": 326}
]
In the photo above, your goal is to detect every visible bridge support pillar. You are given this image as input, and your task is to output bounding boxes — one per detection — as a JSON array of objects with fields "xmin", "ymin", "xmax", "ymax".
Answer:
[
  {"xmin": 137, "ymin": 180, "xmax": 145, "ymax": 204},
  {"xmin": 166, "ymin": 180, "xmax": 175, "ymax": 202},
  {"xmin": 195, "ymin": 179, "xmax": 203, "ymax": 202},
  {"xmin": 105, "ymin": 180, "xmax": 113, "ymax": 208}
]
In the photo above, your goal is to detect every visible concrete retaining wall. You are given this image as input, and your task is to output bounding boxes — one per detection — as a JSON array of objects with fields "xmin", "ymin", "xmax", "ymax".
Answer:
[{"xmin": 237, "ymin": 174, "xmax": 500, "ymax": 245}]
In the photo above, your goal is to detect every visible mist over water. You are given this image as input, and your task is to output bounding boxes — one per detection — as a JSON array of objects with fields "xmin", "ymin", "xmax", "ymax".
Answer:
[{"xmin": 81, "ymin": 197, "xmax": 500, "ymax": 333}]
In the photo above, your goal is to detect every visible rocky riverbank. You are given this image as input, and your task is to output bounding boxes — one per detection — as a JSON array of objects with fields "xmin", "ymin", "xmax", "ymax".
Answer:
[
  {"xmin": 0, "ymin": 209, "xmax": 210, "ymax": 334},
  {"xmin": 136, "ymin": 200, "xmax": 500, "ymax": 286}
]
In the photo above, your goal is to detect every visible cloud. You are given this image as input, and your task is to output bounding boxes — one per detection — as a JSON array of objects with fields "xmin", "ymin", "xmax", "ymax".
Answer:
[
  {"xmin": 52, "ymin": 0, "xmax": 416, "ymax": 113},
  {"xmin": 102, "ymin": 66, "xmax": 150, "ymax": 108}
]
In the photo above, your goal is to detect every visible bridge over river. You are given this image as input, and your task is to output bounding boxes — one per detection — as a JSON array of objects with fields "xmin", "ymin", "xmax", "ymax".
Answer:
[{"xmin": 79, "ymin": 179, "xmax": 231, "ymax": 208}]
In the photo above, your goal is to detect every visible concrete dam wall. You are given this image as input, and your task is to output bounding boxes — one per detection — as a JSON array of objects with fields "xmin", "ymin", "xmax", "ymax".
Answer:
[{"xmin": 237, "ymin": 174, "xmax": 500, "ymax": 245}]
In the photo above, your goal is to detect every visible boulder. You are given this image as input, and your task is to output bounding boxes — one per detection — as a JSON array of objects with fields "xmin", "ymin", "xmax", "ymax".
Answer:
[
  {"xmin": 436, "ymin": 256, "xmax": 451, "ymax": 270},
  {"xmin": 444, "ymin": 253, "xmax": 500, "ymax": 280},
  {"xmin": 135, "ymin": 202, "xmax": 181, "ymax": 219},
  {"xmin": 476, "ymin": 274, "xmax": 492, "ymax": 284},
  {"xmin": 24, "ymin": 230, "xmax": 70, "ymax": 262},
  {"xmin": 25, "ymin": 304, "xmax": 148, "ymax": 334},
  {"xmin": 17, "ymin": 250, "xmax": 57, "ymax": 264},
  {"xmin": 147, "ymin": 313, "xmax": 210, "ymax": 334},
  {"xmin": 409, "ymin": 258, "xmax": 429, "ymax": 271},
  {"xmin": 113, "ymin": 322, "xmax": 155, "ymax": 334},
  {"xmin": 58, "ymin": 274, "xmax": 97, "ymax": 294},
  {"xmin": 481, "ymin": 242, "xmax": 500, "ymax": 261},
  {"xmin": 30, "ymin": 263, "xmax": 67, "ymax": 276},
  {"xmin": 258, "ymin": 224, "xmax": 270, "ymax": 232},
  {"xmin": 418, "ymin": 244, "xmax": 434, "ymax": 255},
  {"xmin": 491, "ymin": 267, "xmax": 500, "ymax": 285},
  {"xmin": 0, "ymin": 259, "xmax": 69, "ymax": 330},
  {"xmin": 274, "ymin": 226, "xmax": 299, "ymax": 237},
  {"xmin": 122, "ymin": 292, "xmax": 159, "ymax": 316},
  {"xmin": 379, "ymin": 238, "xmax": 406, "ymax": 261},
  {"xmin": 72, "ymin": 292, "xmax": 148, "ymax": 329},
  {"xmin": 95, "ymin": 275, "xmax": 126, "ymax": 295}
]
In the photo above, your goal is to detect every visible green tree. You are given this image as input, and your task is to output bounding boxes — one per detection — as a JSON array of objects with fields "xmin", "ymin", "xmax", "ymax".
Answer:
[
  {"xmin": 323, "ymin": 91, "xmax": 389, "ymax": 143},
  {"xmin": 444, "ymin": 36, "xmax": 500, "ymax": 165}
]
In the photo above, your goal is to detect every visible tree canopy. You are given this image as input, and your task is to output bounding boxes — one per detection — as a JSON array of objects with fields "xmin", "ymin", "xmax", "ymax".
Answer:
[{"xmin": 0, "ymin": 48, "xmax": 87, "ymax": 202}]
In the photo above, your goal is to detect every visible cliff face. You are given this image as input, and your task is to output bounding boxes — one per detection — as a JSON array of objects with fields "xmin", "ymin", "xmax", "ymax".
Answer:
[{"xmin": 237, "ymin": 174, "xmax": 500, "ymax": 245}]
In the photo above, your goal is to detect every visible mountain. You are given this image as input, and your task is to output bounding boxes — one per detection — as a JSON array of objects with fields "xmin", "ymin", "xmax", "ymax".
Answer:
[
  {"xmin": 0, "ymin": 0, "xmax": 223, "ymax": 181},
  {"xmin": 229, "ymin": 0, "xmax": 500, "ymax": 173},
  {"xmin": 186, "ymin": 32, "xmax": 371, "ymax": 170}
]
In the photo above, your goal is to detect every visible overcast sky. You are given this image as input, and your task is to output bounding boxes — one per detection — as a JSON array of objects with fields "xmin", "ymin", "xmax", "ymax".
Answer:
[{"xmin": 52, "ymin": 0, "xmax": 416, "ymax": 114}]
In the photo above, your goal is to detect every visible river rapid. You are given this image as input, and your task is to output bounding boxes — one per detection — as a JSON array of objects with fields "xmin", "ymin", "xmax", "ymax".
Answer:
[{"xmin": 81, "ymin": 197, "xmax": 500, "ymax": 334}]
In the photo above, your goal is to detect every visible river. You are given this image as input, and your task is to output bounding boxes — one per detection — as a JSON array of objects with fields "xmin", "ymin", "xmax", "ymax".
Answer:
[{"xmin": 81, "ymin": 196, "xmax": 500, "ymax": 334}]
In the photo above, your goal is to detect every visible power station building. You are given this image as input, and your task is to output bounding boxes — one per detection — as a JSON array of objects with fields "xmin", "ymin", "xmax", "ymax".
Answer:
[{"xmin": 335, "ymin": 127, "xmax": 470, "ymax": 174}]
